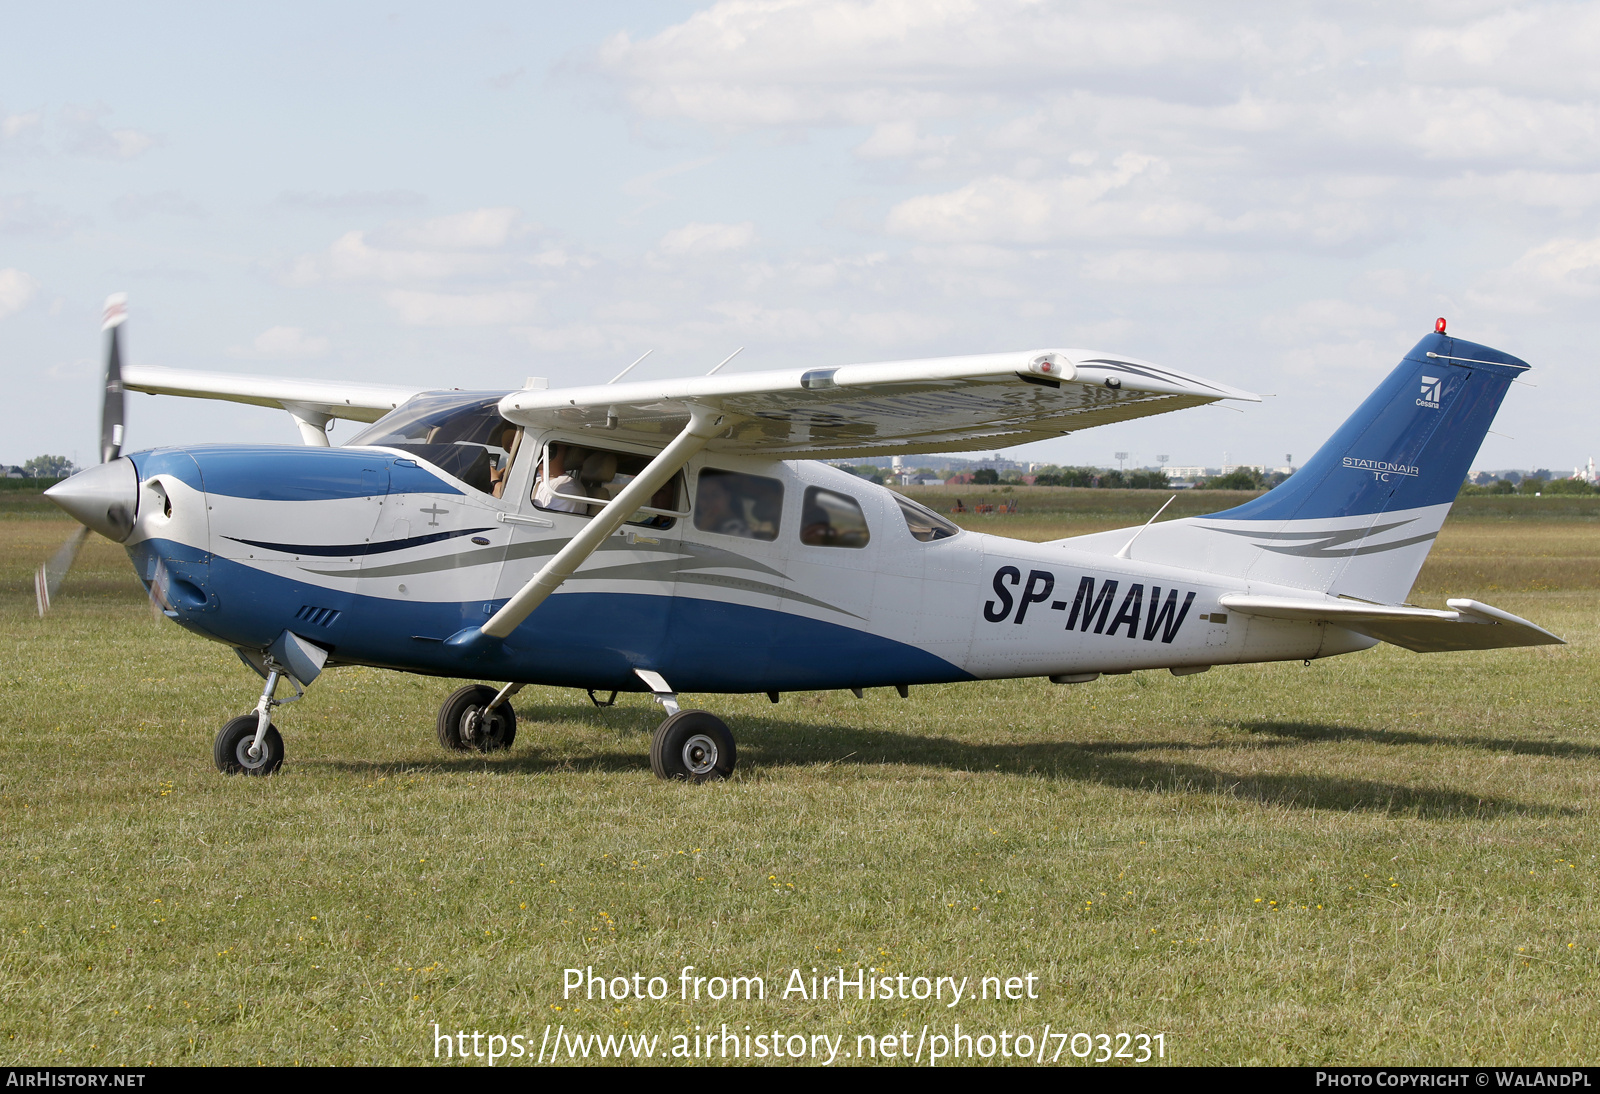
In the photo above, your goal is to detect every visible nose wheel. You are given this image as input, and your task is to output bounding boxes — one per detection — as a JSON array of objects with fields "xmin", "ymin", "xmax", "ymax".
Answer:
[
  {"xmin": 650, "ymin": 710, "xmax": 736, "ymax": 782},
  {"xmin": 215, "ymin": 715, "xmax": 284, "ymax": 775}
]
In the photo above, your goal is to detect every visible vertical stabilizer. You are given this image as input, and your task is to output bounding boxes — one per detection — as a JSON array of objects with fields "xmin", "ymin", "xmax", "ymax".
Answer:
[{"xmin": 1056, "ymin": 329, "xmax": 1530, "ymax": 604}]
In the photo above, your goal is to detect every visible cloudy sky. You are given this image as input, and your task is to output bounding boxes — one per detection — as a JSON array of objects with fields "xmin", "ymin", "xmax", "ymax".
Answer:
[{"xmin": 4, "ymin": 1, "xmax": 1598, "ymax": 474}]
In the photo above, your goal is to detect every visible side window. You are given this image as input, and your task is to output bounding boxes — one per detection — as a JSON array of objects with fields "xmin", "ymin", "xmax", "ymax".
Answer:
[
  {"xmin": 693, "ymin": 468, "xmax": 783, "ymax": 541},
  {"xmin": 893, "ymin": 493, "xmax": 961, "ymax": 542},
  {"xmin": 800, "ymin": 486, "xmax": 871, "ymax": 548},
  {"xmin": 531, "ymin": 443, "xmax": 684, "ymax": 529}
]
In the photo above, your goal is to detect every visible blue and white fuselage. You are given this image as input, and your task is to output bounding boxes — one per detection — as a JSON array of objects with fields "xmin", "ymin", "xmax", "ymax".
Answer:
[{"xmin": 122, "ymin": 445, "xmax": 1375, "ymax": 695}]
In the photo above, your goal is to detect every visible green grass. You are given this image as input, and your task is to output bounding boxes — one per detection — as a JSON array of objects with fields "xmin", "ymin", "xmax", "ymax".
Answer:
[{"xmin": 2, "ymin": 493, "xmax": 1597, "ymax": 1066}]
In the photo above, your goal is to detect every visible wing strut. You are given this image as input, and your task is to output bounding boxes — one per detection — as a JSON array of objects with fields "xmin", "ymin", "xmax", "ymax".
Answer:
[{"xmin": 478, "ymin": 405, "xmax": 728, "ymax": 640}]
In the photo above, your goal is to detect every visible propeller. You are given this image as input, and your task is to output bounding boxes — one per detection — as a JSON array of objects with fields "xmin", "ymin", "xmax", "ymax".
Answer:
[{"xmin": 35, "ymin": 293, "xmax": 130, "ymax": 617}]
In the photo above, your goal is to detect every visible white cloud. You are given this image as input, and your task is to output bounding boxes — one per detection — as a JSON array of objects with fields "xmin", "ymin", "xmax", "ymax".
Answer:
[
  {"xmin": 1, "ymin": 110, "xmax": 41, "ymax": 141},
  {"xmin": 1260, "ymin": 300, "xmax": 1399, "ymax": 343},
  {"xmin": 230, "ymin": 326, "xmax": 331, "ymax": 359},
  {"xmin": 0, "ymin": 194, "xmax": 74, "ymax": 237},
  {"xmin": 1469, "ymin": 234, "xmax": 1600, "ymax": 313},
  {"xmin": 287, "ymin": 228, "xmax": 506, "ymax": 286},
  {"xmin": 854, "ymin": 121, "xmax": 955, "ymax": 164},
  {"xmin": 386, "ymin": 290, "xmax": 542, "ymax": 326},
  {"xmin": 275, "ymin": 189, "xmax": 427, "ymax": 212},
  {"xmin": 658, "ymin": 221, "xmax": 757, "ymax": 254},
  {"xmin": 60, "ymin": 104, "xmax": 155, "ymax": 159},
  {"xmin": 111, "ymin": 191, "xmax": 204, "ymax": 220},
  {"xmin": 284, "ymin": 208, "xmax": 558, "ymax": 288},
  {"xmin": 1435, "ymin": 171, "xmax": 1600, "ymax": 214},
  {"xmin": 597, "ymin": 0, "xmax": 1253, "ymax": 129},
  {"xmin": 1082, "ymin": 249, "xmax": 1243, "ymax": 285},
  {"xmin": 1405, "ymin": 4, "xmax": 1600, "ymax": 100},
  {"xmin": 0, "ymin": 268, "xmax": 38, "ymax": 319},
  {"xmin": 383, "ymin": 207, "xmax": 521, "ymax": 250},
  {"xmin": 886, "ymin": 154, "xmax": 1214, "ymax": 243}
]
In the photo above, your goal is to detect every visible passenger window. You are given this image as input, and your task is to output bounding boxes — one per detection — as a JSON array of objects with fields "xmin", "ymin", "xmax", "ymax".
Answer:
[
  {"xmin": 893, "ymin": 493, "xmax": 961, "ymax": 542},
  {"xmin": 800, "ymin": 486, "xmax": 870, "ymax": 548},
  {"xmin": 693, "ymin": 468, "xmax": 783, "ymax": 541},
  {"xmin": 531, "ymin": 443, "xmax": 685, "ymax": 529}
]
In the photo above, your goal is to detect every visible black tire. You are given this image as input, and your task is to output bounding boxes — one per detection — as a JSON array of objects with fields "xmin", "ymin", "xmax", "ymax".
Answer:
[
  {"xmin": 214, "ymin": 714, "xmax": 284, "ymax": 776},
  {"xmin": 436, "ymin": 684, "xmax": 517, "ymax": 752},
  {"xmin": 649, "ymin": 710, "xmax": 735, "ymax": 782}
]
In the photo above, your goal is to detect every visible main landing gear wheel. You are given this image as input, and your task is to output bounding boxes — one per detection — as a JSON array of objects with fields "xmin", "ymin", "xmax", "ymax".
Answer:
[
  {"xmin": 214, "ymin": 715, "xmax": 284, "ymax": 776},
  {"xmin": 436, "ymin": 684, "xmax": 517, "ymax": 753},
  {"xmin": 650, "ymin": 710, "xmax": 736, "ymax": 782}
]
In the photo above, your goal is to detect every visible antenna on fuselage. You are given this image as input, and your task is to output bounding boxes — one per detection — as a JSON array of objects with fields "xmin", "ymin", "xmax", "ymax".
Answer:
[
  {"xmin": 607, "ymin": 349, "xmax": 653, "ymax": 385},
  {"xmin": 705, "ymin": 347, "xmax": 743, "ymax": 376},
  {"xmin": 1115, "ymin": 494, "xmax": 1177, "ymax": 560}
]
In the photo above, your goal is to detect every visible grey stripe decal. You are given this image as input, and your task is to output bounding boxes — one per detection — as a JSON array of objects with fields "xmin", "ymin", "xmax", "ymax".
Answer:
[
  {"xmin": 303, "ymin": 535, "xmax": 788, "ymax": 581},
  {"xmin": 1198, "ymin": 519, "xmax": 1438, "ymax": 559}
]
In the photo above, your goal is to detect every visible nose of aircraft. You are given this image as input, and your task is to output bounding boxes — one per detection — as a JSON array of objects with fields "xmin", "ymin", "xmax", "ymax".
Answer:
[{"xmin": 44, "ymin": 457, "xmax": 140, "ymax": 542}]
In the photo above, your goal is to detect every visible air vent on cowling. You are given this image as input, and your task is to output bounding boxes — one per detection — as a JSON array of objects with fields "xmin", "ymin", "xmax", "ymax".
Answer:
[{"xmin": 294, "ymin": 605, "xmax": 341, "ymax": 627}]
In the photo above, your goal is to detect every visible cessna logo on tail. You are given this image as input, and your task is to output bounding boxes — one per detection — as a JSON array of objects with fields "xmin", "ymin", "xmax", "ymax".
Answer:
[
  {"xmin": 1416, "ymin": 375, "xmax": 1441, "ymax": 409},
  {"xmin": 983, "ymin": 568, "xmax": 1196, "ymax": 643}
]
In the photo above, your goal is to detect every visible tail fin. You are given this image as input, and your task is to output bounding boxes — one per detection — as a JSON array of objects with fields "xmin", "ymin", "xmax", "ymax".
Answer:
[{"xmin": 1060, "ymin": 329, "xmax": 1529, "ymax": 604}]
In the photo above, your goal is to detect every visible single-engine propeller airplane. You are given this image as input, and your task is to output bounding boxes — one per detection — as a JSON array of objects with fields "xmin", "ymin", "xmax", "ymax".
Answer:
[{"xmin": 38, "ymin": 297, "xmax": 1563, "ymax": 781}]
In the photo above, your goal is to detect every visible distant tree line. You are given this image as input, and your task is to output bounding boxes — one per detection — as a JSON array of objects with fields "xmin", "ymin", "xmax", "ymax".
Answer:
[
  {"xmin": 837, "ymin": 462, "xmax": 1287, "ymax": 491},
  {"xmin": 1460, "ymin": 476, "xmax": 1596, "ymax": 496},
  {"xmin": 8, "ymin": 455, "xmax": 76, "ymax": 479},
  {"xmin": 1030, "ymin": 467, "xmax": 1171, "ymax": 489}
]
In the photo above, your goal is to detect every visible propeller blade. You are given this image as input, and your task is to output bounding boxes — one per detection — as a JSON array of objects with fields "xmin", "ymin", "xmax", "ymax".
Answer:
[
  {"xmin": 35, "ymin": 526, "xmax": 88, "ymax": 617},
  {"xmin": 101, "ymin": 293, "xmax": 128, "ymax": 463},
  {"xmin": 39, "ymin": 294, "xmax": 131, "ymax": 617},
  {"xmin": 148, "ymin": 555, "xmax": 172, "ymax": 619}
]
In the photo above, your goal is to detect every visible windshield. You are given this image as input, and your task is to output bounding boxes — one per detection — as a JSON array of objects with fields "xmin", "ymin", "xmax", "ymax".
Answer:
[
  {"xmin": 892, "ymin": 493, "xmax": 961, "ymax": 541},
  {"xmin": 346, "ymin": 392, "xmax": 517, "ymax": 496}
]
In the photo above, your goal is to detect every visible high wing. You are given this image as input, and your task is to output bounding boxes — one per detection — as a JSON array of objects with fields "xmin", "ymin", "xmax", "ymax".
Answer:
[
  {"xmin": 1219, "ymin": 594, "xmax": 1564, "ymax": 653},
  {"xmin": 497, "ymin": 348, "xmax": 1259, "ymax": 459},
  {"xmin": 123, "ymin": 365, "xmax": 425, "ymax": 445}
]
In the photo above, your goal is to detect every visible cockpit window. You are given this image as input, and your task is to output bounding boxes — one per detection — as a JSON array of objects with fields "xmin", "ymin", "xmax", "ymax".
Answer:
[
  {"xmin": 893, "ymin": 493, "xmax": 961, "ymax": 542},
  {"xmin": 800, "ymin": 486, "xmax": 870, "ymax": 548},
  {"xmin": 346, "ymin": 392, "xmax": 517, "ymax": 497},
  {"xmin": 693, "ymin": 468, "xmax": 783, "ymax": 541}
]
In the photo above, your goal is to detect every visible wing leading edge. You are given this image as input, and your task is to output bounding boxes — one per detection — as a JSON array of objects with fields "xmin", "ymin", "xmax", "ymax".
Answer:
[{"xmin": 497, "ymin": 348, "xmax": 1259, "ymax": 460}]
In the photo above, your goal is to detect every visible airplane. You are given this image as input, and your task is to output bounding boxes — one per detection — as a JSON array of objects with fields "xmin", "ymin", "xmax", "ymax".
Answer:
[{"xmin": 38, "ymin": 299, "xmax": 1563, "ymax": 781}]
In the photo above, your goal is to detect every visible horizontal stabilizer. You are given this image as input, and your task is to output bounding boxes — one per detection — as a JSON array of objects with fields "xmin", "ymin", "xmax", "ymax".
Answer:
[{"xmin": 1219, "ymin": 594, "xmax": 1565, "ymax": 653}]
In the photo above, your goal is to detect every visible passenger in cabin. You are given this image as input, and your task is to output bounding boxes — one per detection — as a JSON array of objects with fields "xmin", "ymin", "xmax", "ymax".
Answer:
[
  {"xmin": 694, "ymin": 473, "xmax": 751, "ymax": 538},
  {"xmin": 577, "ymin": 451, "xmax": 619, "ymax": 515},
  {"xmin": 533, "ymin": 444, "xmax": 587, "ymax": 513},
  {"xmin": 693, "ymin": 469, "xmax": 782, "ymax": 540}
]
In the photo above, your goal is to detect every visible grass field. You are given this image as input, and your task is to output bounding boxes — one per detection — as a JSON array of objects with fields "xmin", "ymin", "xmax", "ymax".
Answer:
[{"xmin": 1, "ymin": 487, "xmax": 1597, "ymax": 1066}]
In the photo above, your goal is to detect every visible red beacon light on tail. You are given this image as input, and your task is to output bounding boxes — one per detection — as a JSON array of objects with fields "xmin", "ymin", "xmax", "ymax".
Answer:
[{"xmin": 1435, "ymin": 317, "xmax": 1447, "ymax": 333}]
